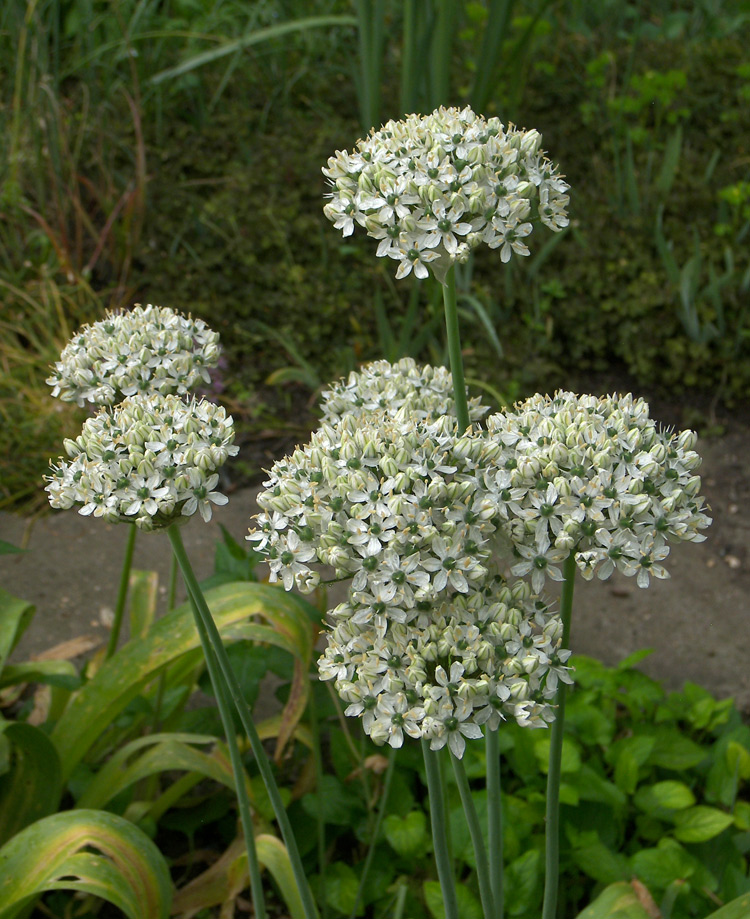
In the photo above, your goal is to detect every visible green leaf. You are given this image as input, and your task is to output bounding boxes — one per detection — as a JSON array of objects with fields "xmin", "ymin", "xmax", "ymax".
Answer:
[
  {"xmin": 733, "ymin": 801, "xmax": 750, "ymax": 830},
  {"xmin": 569, "ymin": 765, "xmax": 626, "ymax": 808},
  {"xmin": 127, "ymin": 570, "xmax": 159, "ymax": 641},
  {"xmin": 566, "ymin": 697, "xmax": 615, "ymax": 747},
  {"xmin": 672, "ymin": 806, "xmax": 734, "ymax": 843},
  {"xmin": 655, "ymin": 125, "xmax": 683, "ymax": 197},
  {"xmin": 571, "ymin": 831, "xmax": 631, "ymax": 885},
  {"xmin": 534, "ymin": 734, "xmax": 581, "ymax": 774},
  {"xmin": 51, "ymin": 582, "xmax": 316, "ymax": 780},
  {"xmin": 212, "ymin": 525, "xmax": 259, "ymax": 584},
  {"xmin": 76, "ymin": 733, "xmax": 237, "ymax": 810},
  {"xmin": 0, "ymin": 723, "xmax": 62, "ymax": 847},
  {"xmin": 634, "ymin": 781, "xmax": 696, "ymax": 813},
  {"xmin": 0, "ymin": 660, "xmax": 80, "ymax": 692},
  {"xmin": 645, "ymin": 728, "xmax": 707, "ymax": 771},
  {"xmin": 612, "ymin": 735, "xmax": 656, "ymax": 794},
  {"xmin": 631, "ymin": 837, "xmax": 712, "ymax": 890},
  {"xmin": 0, "ymin": 589, "xmax": 35, "ymax": 671},
  {"xmin": 0, "ymin": 810, "xmax": 171, "ymax": 919},
  {"xmin": 0, "ymin": 542, "xmax": 24, "ymax": 556},
  {"xmin": 150, "ymin": 15, "xmax": 357, "ymax": 84},
  {"xmin": 324, "ymin": 862, "xmax": 360, "ymax": 916},
  {"xmin": 172, "ymin": 835, "xmax": 305, "ymax": 919},
  {"xmin": 704, "ymin": 892, "xmax": 750, "ymax": 919},
  {"xmin": 616, "ymin": 648, "xmax": 655, "ymax": 670},
  {"xmin": 301, "ymin": 775, "xmax": 363, "ymax": 826},
  {"xmin": 424, "ymin": 880, "xmax": 482, "ymax": 919},
  {"xmin": 504, "ymin": 849, "xmax": 542, "ymax": 916},
  {"xmin": 727, "ymin": 741, "xmax": 750, "ymax": 780},
  {"xmin": 383, "ymin": 810, "xmax": 428, "ymax": 858},
  {"xmin": 574, "ymin": 882, "xmax": 652, "ymax": 919}
]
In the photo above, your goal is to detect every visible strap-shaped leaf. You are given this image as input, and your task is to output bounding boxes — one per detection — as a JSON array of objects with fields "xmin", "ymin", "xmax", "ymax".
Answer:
[
  {"xmin": 128, "ymin": 569, "xmax": 159, "ymax": 641},
  {"xmin": 0, "ymin": 589, "xmax": 35, "ymax": 671},
  {"xmin": 0, "ymin": 660, "xmax": 80, "ymax": 692},
  {"xmin": 704, "ymin": 893, "xmax": 750, "ymax": 919},
  {"xmin": 77, "ymin": 733, "xmax": 239, "ymax": 809},
  {"xmin": 52, "ymin": 582, "xmax": 317, "ymax": 780},
  {"xmin": 0, "ymin": 809, "xmax": 172, "ymax": 919},
  {"xmin": 0, "ymin": 723, "xmax": 62, "ymax": 847},
  {"xmin": 171, "ymin": 834, "xmax": 305, "ymax": 919}
]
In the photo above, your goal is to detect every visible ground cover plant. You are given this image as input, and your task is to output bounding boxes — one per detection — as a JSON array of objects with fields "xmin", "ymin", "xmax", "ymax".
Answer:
[{"xmin": 2, "ymin": 1, "xmax": 750, "ymax": 918}]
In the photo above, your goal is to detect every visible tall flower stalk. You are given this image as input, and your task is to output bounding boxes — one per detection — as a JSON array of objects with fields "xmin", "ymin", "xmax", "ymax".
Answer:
[
  {"xmin": 47, "ymin": 303, "xmax": 222, "ymax": 659},
  {"xmin": 315, "ymin": 104, "xmax": 572, "ymax": 918},
  {"xmin": 485, "ymin": 392, "xmax": 711, "ymax": 914},
  {"xmin": 45, "ymin": 389, "xmax": 321, "ymax": 918}
]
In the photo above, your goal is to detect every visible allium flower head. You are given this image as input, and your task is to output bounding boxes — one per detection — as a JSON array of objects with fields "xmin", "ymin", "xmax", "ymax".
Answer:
[
  {"xmin": 45, "ymin": 392, "xmax": 238, "ymax": 530},
  {"xmin": 47, "ymin": 304, "xmax": 221, "ymax": 406},
  {"xmin": 320, "ymin": 357, "xmax": 489, "ymax": 426},
  {"xmin": 318, "ymin": 574, "xmax": 568, "ymax": 757},
  {"xmin": 484, "ymin": 391, "xmax": 711, "ymax": 589},
  {"xmin": 249, "ymin": 407, "xmax": 505, "ymax": 610},
  {"xmin": 323, "ymin": 105, "xmax": 569, "ymax": 281}
]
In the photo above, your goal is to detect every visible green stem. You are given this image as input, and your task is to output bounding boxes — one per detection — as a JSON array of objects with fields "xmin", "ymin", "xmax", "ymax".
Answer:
[
  {"xmin": 541, "ymin": 551, "xmax": 576, "ymax": 919},
  {"xmin": 182, "ymin": 574, "xmax": 267, "ymax": 919},
  {"xmin": 308, "ymin": 685, "xmax": 328, "ymax": 919},
  {"xmin": 400, "ymin": 0, "xmax": 418, "ymax": 114},
  {"xmin": 441, "ymin": 265, "xmax": 470, "ymax": 432},
  {"xmin": 105, "ymin": 523, "xmax": 137, "ymax": 660},
  {"xmin": 486, "ymin": 728, "xmax": 504, "ymax": 919},
  {"xmin": 422, "ymin": 741, "xmax": 459, "ymax": 919},
  {"xmin": 150, "ymin": 553, "xmax": 179, "ymax": 730},
  {"xmin": 166, "ymin": 525, "xmax": 320, "ymax": 919},
  {"xmin": 350, "ymin": 746, "xmax": 397, "ymax": 919},
  {"xmin": 452, "ymin": 754, "xmax": 495, "ymax": 919},
  {"xmin": 392, "ymin": 882, "xmax": 408, "ymax": 919}
]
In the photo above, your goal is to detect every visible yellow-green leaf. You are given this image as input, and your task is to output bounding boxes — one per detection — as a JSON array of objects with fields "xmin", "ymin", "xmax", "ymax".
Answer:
[
  {"xmin": 0, "ymin": 809, "xmax": 172, "ymax": 919},
  {"xmin": 0, "ymin": 723, "xmax": 62, "ymax": 847},
  {"xmin": 704, "ymin": 892, "xmax": 750, "ymax": 919},
  {"xmin": 51, "ymin": 582, "xmax": 316, "ymax": 780},
  {"xmin": 574, "ymin": 881, "xmax": 652, "ymax": 919},
  {"xmin": 0, "ymin": 589, "xmax": 35, "ymax": 671},
  {"xmin": 171, "ymin": 834, "xmax": 306, "ymax": 919},
  {"xmin": 77, "ymin": 733, "xmax": 239, "ymax": 810}
]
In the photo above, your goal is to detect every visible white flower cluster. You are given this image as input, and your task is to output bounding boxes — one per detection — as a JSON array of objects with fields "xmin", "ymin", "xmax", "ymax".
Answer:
[
  {"xmin": 323, "ymin": 105, "xmax": 569, "ymax": 281},
  {"xmin": 46, "ymin": 392, "xmax": 238, "ymax": 530},
  {"xmin": 47, "ymin": 304, "xmax": 221, "ymax": 406},
  {"xmin": 248, "ymin": 403, "xmax": 569, "ymax": 755},
  {"xmin": 320, "ymin": 357, "xmax": 488, "ymax": 426},
  {"xmin": 319, "ymin": 575, "xmax": 568, "ymax": 758},
  {"xmin": 484, "ymin": 391, "xmax": 711, "ymax": 590}
]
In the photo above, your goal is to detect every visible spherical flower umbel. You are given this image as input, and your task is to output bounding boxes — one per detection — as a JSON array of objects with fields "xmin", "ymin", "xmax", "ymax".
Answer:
[
  {"xmin": 46, "ymin": 303, "xmax": 221, "ymax": 406},
  {"xmin": 323, "ymin": 105, "xmax": 569, "ymax": 282},
  {"xmin": 318, "ymin": 574, "xmax": 569, "ymax": 757},
  {"xmin": 320, "ymin": 357, "xmax": 489, "ymax": 426},
  {"xmin": 483, "ymin": 391, "xmax": 712, "ymax": 589},
  {"xmin": 45, "ymin": 392, "xmax": 238, "ymax": 530},
  {"xmin": 248, "ymin": 408, "xmax": 507, "ymax": 616}
]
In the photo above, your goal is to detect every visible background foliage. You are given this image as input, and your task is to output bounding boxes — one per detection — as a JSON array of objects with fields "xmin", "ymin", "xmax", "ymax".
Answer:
[{"xmin": 2, "ymin": 0, "xmax": 750, "ymax": 510}]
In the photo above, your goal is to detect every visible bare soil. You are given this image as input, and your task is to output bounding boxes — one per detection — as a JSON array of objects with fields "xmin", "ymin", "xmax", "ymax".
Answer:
[{"xmin": 2, "ymin": 412, "xmax": 750, "ymax": 712}]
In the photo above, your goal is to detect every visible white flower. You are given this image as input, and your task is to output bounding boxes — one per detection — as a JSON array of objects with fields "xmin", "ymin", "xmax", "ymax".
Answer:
[
  {"xmin": 323, "ymin": 106, "xmax": 568, "ymax": 280},
  {"xmin": 181, "ymin": 471, "xmax": 229, "ymax": 523},
  {"xmin": 486, "ymin": 390, "xmax": 711, "ymax": 589},
  {"xmin": 47, "ymin": 303, "xmax": 221, "ymax": 406},
  {"xmin": 318, "ymin": 574, "xmax": 568, "ymax": 758},
  {"xmin": 45, "ymin": 393, "xmax": 237, "ymax": 530}
]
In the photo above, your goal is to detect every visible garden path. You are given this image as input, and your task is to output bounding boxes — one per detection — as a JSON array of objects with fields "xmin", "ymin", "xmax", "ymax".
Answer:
[{"xmin": 1, "ymin": 424, "xmax": 749, "ymax": 711}]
